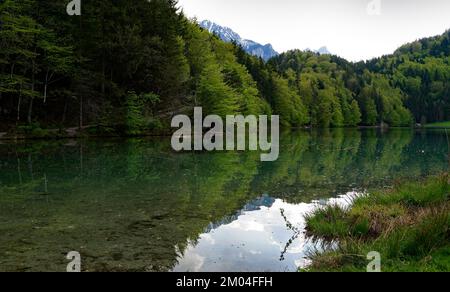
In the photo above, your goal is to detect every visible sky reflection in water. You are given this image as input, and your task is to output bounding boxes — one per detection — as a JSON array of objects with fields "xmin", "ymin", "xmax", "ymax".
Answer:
[{"xmin": 174, "ymin": 193, "xmax": 355, "ymax": 272}]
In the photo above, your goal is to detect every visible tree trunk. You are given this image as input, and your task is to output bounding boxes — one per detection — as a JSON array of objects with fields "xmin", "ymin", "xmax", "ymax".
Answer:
[
  {"xmin": 44, "ymin": 70, "xmax": 49, "ymax": 103},
  {"xmin": 17, "ymin": 83, "xmax": 22, "ymax": 122},
  {"xmin": 79, "ymin": 96, "xmax": 83, "ymax": 129},
  {"xmin": 44, "ymin": 84, "xmax": 48, "ymax": 103},
  {"xmin": 27, "ymin": 97, "xmax": 34, "ymax": 124},
  {"xmin": 17, "ymin": 156, "xmax": 22, "ymax": 185},
  {"xmin": 28, "ymin": 60, "xmax": 36, "ymax": 125},
  {"xmin": 101, "ymin": 55, "xmax": 106, "ymax": 97},
  {"xmin": 446, "ymin": 129, "xmax": 450, "ymax": 183},
  {"xmin": 79, "ymin": 143, "xmax": 83, "ymax": 175},
  {"xmin": 28, "ymin": 153, "xmax": 34, "ymax": 180},
  {"xmin": 0, "ymin": 63, "xmax": 4, "ymax": 102},
  {"xmin": 17, "ymin": 95, "xmax": 21, "ymax": 122},
  {"xmin": 62, "ymin": 96, "xmax": 69, "ymax": 125}
]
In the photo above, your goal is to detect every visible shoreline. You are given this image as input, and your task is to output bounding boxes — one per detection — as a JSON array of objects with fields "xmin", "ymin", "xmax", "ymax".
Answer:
[{"xmin": 0, "ymin": 125, "xmax": 441, "ymax": 141}]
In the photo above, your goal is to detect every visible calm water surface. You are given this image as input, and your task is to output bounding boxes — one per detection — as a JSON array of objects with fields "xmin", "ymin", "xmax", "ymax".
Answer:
[{"xmin": 0, "ymin": 129, "xmax": 448, "ymax": 271}]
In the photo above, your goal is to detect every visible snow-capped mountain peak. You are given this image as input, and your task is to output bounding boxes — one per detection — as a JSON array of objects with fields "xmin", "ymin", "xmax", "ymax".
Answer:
[
  {"xmin": 306, "ymin": 46, "xmax": 332, "ymax": 55},
  {"xmin": 199, "ymin": 20, "xmax": 242, "ymax": 43},
  {"xmin": 316, "ymin": 46, "xmax": 332, "ymax": 55},
  {"xmin": 199, "ymin": 20, "xmax": 278, "ymax": 61}
]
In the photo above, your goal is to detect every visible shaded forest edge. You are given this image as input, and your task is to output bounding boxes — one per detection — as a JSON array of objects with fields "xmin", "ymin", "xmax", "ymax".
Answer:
[
  {"xmin": 0, "ymin": 0, "xmax": 449, "ymax": 139},
  {"xmin": 303, "ymin": 175, "xmax": 450, "ymax": 272}
]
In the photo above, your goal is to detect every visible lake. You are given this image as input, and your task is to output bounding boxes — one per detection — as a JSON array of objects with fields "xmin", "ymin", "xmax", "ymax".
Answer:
[{"xmin": 0, "ymin": 129, "xmax": 448, "ymax": 272}]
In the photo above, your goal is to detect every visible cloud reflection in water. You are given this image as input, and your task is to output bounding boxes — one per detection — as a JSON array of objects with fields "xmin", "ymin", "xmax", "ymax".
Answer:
[{"xmin": 173, "ymin": 192, "xmax": 357, "ymax": 272}]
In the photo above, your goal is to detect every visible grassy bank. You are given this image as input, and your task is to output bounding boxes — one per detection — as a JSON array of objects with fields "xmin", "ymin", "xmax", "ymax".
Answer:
[
  {"xmin": 304, "ymin": 175, "xmax": 450, "ymax": 272},
  {"xmin": 425, "ymin": 121, "xmax": 450, "ymax": 128}
]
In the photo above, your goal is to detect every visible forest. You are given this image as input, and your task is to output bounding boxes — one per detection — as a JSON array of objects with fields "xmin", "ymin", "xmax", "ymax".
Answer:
[{"xmin": 0, "ymin": 0, "xmax": 449, "ymax": 135}]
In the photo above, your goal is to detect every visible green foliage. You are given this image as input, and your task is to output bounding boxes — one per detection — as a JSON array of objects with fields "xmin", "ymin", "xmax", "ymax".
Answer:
[
  {"xmin": 362, "ymin": 176, "xmax": 450, "ymax": 207},
  {"xmin": 271, "ymin": 76, "xmax": 309, "ymax": 127},
  {"xmin": 0, "ymin": 0, "xmax": 447, "ymax": 133},
  {"xmin": 196, "ymin": 63, "xmax": 240, "ymax": 117},
  {"xmin": 358, "ymin": 88, "xmax": 378, "ymax": 126},
  {"xmin": 367, "ymin": 30, "xmax": 450, "ymax": 123},
  {"xmin": 223, "ymin": 62, "xmax": 269, "ymax": 115},
  {"xmin": 347, "ymin": 100, "xmax": 362, "ymax": 126},
  {"xmin": 126, "ymin": 91, "xmax": 160, "ymax": 135},
  {"xmin": 305, "ymin": 205, "xmax": 350, "ymax": 238},
  {"xmin": 268, "ymin": 49, "xmax": 425, "ymax": 128}
]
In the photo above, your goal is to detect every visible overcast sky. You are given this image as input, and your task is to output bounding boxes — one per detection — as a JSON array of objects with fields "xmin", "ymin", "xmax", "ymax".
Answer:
[{"xmin": 177, "ymin": 0, "xmax": 450, "ymax": 61}]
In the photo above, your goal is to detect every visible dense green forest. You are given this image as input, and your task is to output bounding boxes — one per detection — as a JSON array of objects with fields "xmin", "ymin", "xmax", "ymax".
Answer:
[
  {"xmin": 0, "ymin": 0, "xmax": 449, "ymax": 135},
  {"xmin": 366, "ymin": 33, "xmax": 450, "ymax": 124}
]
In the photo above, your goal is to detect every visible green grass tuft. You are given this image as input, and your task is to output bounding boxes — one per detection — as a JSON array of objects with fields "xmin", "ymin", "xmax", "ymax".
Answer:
[
  {"xmin": 304, "ymin": 175, "xmax": 450, "ymax": 272},
  {"xmin": 305, "ymin": 205, "xmax": 351, "ymax": 238}
]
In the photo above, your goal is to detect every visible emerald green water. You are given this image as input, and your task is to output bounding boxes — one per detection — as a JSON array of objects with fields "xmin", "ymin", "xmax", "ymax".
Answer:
[{"xmin": 0, "ymin": 129, "xmax": 448, "ymax": 272}]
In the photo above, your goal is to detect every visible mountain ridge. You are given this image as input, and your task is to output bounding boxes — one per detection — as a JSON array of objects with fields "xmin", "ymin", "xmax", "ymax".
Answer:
[
  {"xmin": 199, "ymin": 20, "xmax": 279, "ymax": 61},
  {"xmin": 199, "ymin": 20, "xmax": 333, "ymax": 61}
]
